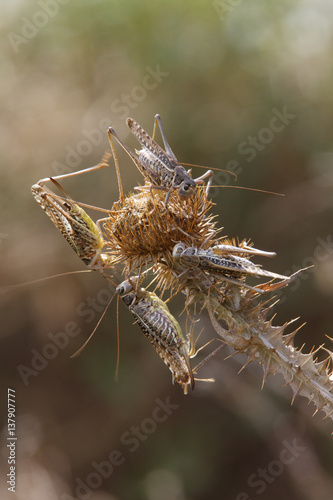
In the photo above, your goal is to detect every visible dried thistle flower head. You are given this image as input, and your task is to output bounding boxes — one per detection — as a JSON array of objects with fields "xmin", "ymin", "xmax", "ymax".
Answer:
[{"xmin": 103, "ymin": 186, "xmax": 217, "ymax": 272}]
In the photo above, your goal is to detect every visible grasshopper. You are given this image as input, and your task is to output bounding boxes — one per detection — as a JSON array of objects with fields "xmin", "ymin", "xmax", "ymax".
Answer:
[
  {"xmin": 172, "ymin": 242, "xmax": 306, "ymax": 293},
  {"xmin": 116, "ymin": 278, "xmax": 195, "ymax": 393},
  {"xmin": 31, "ymin": 153, "xmax": 114, "ymax": 270},
  {"xmin": 108, "ymin": 114, "xmax": 213, "ymax": 205}
]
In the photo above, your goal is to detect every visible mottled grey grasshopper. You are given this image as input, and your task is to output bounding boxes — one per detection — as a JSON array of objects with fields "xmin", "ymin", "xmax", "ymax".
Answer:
[
  {"xmin": 116, "ymin": 278, "xmax": 195, "ymax": 393},
  {"xmin": 172, "ymin": 242, "xmax": 307, "ymax": 293},
  {"xmin": 108, "ymin": 114, "xmax": 213, "ymax": 205}
]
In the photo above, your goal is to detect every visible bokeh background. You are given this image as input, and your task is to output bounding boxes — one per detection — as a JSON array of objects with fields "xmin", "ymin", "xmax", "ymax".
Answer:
[{"xmin": 1, "ymin": 1, "xmax": 333, "ymax": 499}]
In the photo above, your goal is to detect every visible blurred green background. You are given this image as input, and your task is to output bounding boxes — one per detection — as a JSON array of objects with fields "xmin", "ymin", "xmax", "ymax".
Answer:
[{"xmin": 1, "ymin": 1, "xmax": 333, "ymax": 499}]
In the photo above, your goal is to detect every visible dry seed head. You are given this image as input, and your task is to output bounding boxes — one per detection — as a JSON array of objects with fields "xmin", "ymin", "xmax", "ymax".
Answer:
[{"xmin": 102, "ymin": 187, "xmax": 217, "ymax": 272}]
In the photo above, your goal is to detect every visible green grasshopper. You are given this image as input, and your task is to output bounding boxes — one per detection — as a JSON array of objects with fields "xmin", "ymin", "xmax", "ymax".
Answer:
[
  {"xmin": 172, "ymin": 242, "xmax": 306, "ymax": 294},
  {"xmin": 31, "ymin": 153, "xmax": 113, "ymax": 270},
  {"xmin": 108, "ymin": 114, "xmax": 213, "ymax": 205},
  {"xmin": 116, "ymin": 278, "xmax": 195, "ymax": 394}
]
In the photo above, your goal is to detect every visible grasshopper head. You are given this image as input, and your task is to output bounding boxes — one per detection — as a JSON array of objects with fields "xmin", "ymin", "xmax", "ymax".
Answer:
[
  {"xmin": 178, "ymin": 178, "xmax": 196, "ymax": 198},
  {"xmin": 172, "ymin": 242, "xmax": 186, "ymax": 259},
  {"xmin": 116, "ymin": 280, "xmax": 136, "ymax": 307},
  {"xmin": 116, "ymin": 280, "xmax": 133, "ymax": 296}
]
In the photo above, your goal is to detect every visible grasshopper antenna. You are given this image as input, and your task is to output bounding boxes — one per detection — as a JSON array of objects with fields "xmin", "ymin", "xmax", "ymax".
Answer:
[
  {"xmin": 70, "ymin": 292, "xmax": 116, "ymax": 358},
  {"xmin": 115, "ymin": 295, "xmax": 121, "ymax": 382},
  {"xmin": 107, "ymin": 128, "xmax": 125, "ymax": 203},
  {"xmin": 200, "ymin": 184, "xmax": 284, "ymax": 197},
  {"xmin": 181, "ymin": 162, "xmax": 238, "ymax": 180},
  {"xmin": 48, "ymin": 179, "xmax": 113, "ymax": 214},
  {"xmin": 1, "ymin": 270, "xmax": 93, "ymax": 295},
  {"xmin": 192, "ymin": 342, "xmax": 226, "ymax": 375}
]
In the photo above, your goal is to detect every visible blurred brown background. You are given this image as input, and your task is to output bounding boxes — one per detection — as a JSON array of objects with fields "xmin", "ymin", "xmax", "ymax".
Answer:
[{"xmin": 1, "ymin": 1, "xmax": 333, "ymax": 499}]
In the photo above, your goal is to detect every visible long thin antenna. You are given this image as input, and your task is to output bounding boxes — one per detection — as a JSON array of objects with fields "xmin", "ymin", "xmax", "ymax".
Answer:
[
  {"xmin": 115, "ymin": 295, "xmax": 120, "ymax": 382},
  {"xmin": 181, "ymin": 162, "xmax": 238, "ymax": 179},
  {"xmin": 70, "ymin": 293, "xmax": 115, "ymax": 358},
  {"xmin": 198, "ymin": 184, "xmax": 284, "ymax": 197},
  {"xmin": 108, "ymin": 128, "xmax": 125, "ymax": 203},
  {"xmin": 2, "ymin": 269, "xmax": 93, "ymax": 294},
  {"xmin": 192, "ymin": 343, "xmax": 225, "ymax": 373},
  {"xmin": 45, "ymin": 188, "xmax": 112, "ymax": 214}
]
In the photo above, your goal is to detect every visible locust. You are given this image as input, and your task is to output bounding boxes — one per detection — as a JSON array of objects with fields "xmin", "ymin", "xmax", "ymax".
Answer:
[
  {"xmin": 116, "ymin": 278, "xmax": 195, "ymax": 393},
  {"xmin": 172, "ymin": 242, "xmax": 307, "ymax": 294},
  {"xmin": 108, "ymin": 114, "xmax": 213, "ymax": 205},
  {"xmin": 31, "ymin": 153, "xmax": 114, "ymax": 270}
]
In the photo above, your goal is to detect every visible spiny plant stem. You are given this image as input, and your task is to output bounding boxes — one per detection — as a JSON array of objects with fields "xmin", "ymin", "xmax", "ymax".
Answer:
[{"xmin": 189, "ymin": 288, "xmax": 333, "ymax": 420}]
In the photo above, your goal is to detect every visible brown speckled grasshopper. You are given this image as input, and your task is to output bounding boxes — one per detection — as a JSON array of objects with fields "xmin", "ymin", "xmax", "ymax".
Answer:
[{"xmin": 116, "ymin": 277, "xmax": 195, "ymax": 394}]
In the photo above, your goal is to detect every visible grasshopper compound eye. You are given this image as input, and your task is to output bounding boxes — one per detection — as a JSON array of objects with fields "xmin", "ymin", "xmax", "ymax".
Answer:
[{"xmin": 63, "ymin": 202, "xmax": 71, "ymax": 211}]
